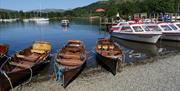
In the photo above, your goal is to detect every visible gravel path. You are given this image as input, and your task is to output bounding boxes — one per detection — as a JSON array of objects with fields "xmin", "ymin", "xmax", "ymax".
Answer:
[{"xmin": 13, "ymin": 55, "xmax": 180, "ymax": 91}]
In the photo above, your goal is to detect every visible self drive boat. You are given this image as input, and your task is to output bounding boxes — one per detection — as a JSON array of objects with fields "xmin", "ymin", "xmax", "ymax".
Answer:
[
  {"xmin": 0, "ymin": 41, "xmax": 51, "ymax": 91},
  {"xmin": 111, "ymin": 23, "xmax": 162, "ymax": 43},
  {"xmin": 96, "ymin": 38, "xmax": 123, "ymax": 75},
  {"xmin": 54, "ymin": 40, "xmax": 86, "ymax": 88},
  {"xmin": 158, "ymin": 22, "xmax": 180, "ymax": 41},
  {"xmin": 61, "ymin": 20, "xmax": 70, "ymax": 26}
]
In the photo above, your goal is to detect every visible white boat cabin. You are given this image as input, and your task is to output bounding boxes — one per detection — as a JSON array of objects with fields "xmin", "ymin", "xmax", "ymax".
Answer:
[
  {"xmin": 117, "ymin": 24, "xmax": 161, "ymax": 34},
  {"xmin": 169, "ymin": 22, "xmax": 180, "ymax": 31},
  {"xmin": 144, "ymin": 24, "xmax": 162, "ymax": 32},
  {"xmin": 158, "ymin": 23, "xmax": 180, "ymax": 32}
]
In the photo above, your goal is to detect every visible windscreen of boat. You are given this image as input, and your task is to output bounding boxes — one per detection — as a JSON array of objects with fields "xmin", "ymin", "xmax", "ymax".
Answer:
[
  {"xmin": 144, "ymin": 25, "xmax": 161, "ymax": 31},
  {"xmin": 132, "ymin": 26, "xmax": 144, "ymax": 32},
  {"xmin": 176, "ymin": 24, "xmax": 180, "ymax": 28},
  {"xmin": 169, "ymin": 24, "xmax": 178, "ymax": 31},
  {"xmin": 121, "ymin": 26, "xmax": 133, "ymax": 32},
  {"xmin": 160, "ymin": 25, "xmax": 172, "ymax": 31}
]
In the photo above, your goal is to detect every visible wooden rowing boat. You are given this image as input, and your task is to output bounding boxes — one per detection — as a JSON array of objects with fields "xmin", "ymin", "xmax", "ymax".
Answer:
[
  {"xmin": 0, "ymin": 41, "xmax": 51, "ymax": 91},
  {"xmin": 96, "ymin": 38, "xmax": 123, "ymax": 75},
  {"xmin": 0, "ymin": 44, "xmax": 9, "ymax": 67},
  {"xmin": 54, "ymin": 40, "xmax": 86, "ymax": 88}
]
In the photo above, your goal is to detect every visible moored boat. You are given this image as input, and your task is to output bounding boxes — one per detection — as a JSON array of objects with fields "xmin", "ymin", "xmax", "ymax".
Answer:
[
  {"xmin": 61, "ymin": 19, "xmax": 70, "ymax": 26},
  {"xmin": 96, "ymin": 38, "xmax": 123, "ymax": 75},
  {"xmin": 158, "ymin": 22, "xmax": 180, "ymax": 41},
  {"xmin": 0, "ymin": 44, "xmax": 9, "ymax": 66},
  {"xmin": 111, "ymin": 23, "xmax": 162, "ymax": 44},
  {"xmin": 54, "ymin": 40, "xmax": 86, "ymax": 88},
  {"xmin": 0, "ymin": 41, "xmax": 51, "ymax": 91}
]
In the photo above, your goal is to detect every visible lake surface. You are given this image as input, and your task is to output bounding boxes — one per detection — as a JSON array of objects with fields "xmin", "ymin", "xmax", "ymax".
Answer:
[
  {"xmin": 1, "ymin": 20, "xmax": 180, "ymax": 66},
  {"xmin": 1, "ymin": 20, "xmax": 180, "ymax": 89}
]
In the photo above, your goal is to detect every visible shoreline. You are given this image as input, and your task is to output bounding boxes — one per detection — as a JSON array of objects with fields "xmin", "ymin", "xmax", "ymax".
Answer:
[{"xmin": 12, "ymin": 53, "xmax": 180, "ymax": 91}]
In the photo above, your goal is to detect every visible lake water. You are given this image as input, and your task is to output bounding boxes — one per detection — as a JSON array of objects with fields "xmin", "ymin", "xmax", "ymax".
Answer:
[
  {"xmin": 1, "ymin": 19, "xmax": 180, "ymax": 89},
  {"xmin": 1, "ymin": 20, "xmax": 180, "ymax": 65}
]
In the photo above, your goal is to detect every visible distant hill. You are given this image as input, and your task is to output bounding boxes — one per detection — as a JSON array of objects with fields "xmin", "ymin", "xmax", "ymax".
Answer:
[
  {"xmin": 70, "ymin": 0, "xmax": 179, "ymax": 17},
  {"xmin": 0, "ymin": 8, "xmax": 17, "ymax": 12},
  {"xmin": 29, "ymin": 9, "xmax": 65, "ymax": 13}
]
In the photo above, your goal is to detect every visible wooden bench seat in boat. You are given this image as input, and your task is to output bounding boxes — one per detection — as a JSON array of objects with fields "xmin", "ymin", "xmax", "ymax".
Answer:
[
  {"xmin": 65, "ymin": 47, "xmax": 81, "ymax": 53},
  {"xmin": 99, "ymin": 50, "xmax": 121, "ymax": 56},
  {"xmin": 16, "ymin": 53, "xmax": 40, "ymax": 62},
  {"xmin": 10, "ymin": 61, "xmax": 31, "ymax": 68},
  {"xmin": 31, "ymin": 42, "xmax": 51, "ymax": 54},
  {"xmin": 59, "ymin": 54, "xmax": 81, "ymax": 59},
  {"xmin": 63, "ymin": 51, "xmax": 81, "ymax": 55},
  {"xmin": 57, "ymin": 59, "xmax": 83, "ymax": 66},
  {"xmin": 31, "ymin": 49, "xmax": 46, "ymax": 54}
]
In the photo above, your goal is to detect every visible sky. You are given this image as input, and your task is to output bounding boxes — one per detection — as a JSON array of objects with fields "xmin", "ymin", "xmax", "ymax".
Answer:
[{"xmin": 0, "ymin": 0, "xmax": 99, "ymax": 11}]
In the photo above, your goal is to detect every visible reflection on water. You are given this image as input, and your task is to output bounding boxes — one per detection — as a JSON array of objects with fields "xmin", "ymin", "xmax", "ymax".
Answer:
[
  {"xmin": 111, "ymin": 36, "xmax": 180, "ymax": 63},
  {"xmin": 1, "ymin": 20, "xmax": 180, "ymax": 87},
  {"xmin": 111, "ymin": 37, "xmax": 159, "ymax": 63}
]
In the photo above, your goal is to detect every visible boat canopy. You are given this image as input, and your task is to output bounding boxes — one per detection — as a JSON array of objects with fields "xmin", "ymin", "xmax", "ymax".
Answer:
[
  {"xmin": 144, "ymin": 24, "xmax": 161, "ymax": 32},
  {"xmin": 159, "ymin": 24, "xmax": 172, "ymax": 31},
  {"xmin": 121, "ymin": 26, "xmax": 133, "ymax": 32},
  {"xmin": 132, "ymin": 26, "xmax": 144, "ymax": 32},
  {"xmin": 168, "ymin": 24, "xmax": 178, "ymax": 31},
  {"xmin": 176, "ymin": 23, "xmax": 180, "ymax": 28}
]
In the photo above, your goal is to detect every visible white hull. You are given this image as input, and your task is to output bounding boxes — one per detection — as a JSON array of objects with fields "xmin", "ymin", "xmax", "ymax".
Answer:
[
  {"xmin": 161, "ymin": 33, "xmax": 180, "ymax": 41},
  {"xmin": 111, "ymin": 32, "xmax": 161, "ymax": 44},
  {"xmin": 36, "ymin": 20, "xmax": 49, "ymax": 24}
]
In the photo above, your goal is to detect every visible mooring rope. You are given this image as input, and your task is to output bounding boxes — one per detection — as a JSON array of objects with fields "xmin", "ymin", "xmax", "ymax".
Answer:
[{"xmin": 2, "ymin": 71, "xmax": 14, "ymax": 90}]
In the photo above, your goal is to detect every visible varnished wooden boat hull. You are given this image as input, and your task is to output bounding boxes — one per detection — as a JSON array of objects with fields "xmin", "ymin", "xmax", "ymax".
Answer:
[
  {"xmin": 0, "ymin": 60, "xmax": 50, "ymax": 91},
  {"xmin": 63, "ymin": 62, "xmax": 86, "ymax": 88},
  {"xmin": 96, "ymin": 53, "xmax": 118, "ymax": 75},
  {"xmin": 54, "ymin": 61, "xmax": 86, "ymax": 88}
]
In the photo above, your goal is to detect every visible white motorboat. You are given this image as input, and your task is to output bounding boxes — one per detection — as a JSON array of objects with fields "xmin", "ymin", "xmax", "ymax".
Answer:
[
  {"xmin": 1, "ymin": 19, "xmax": 17, "ymax": 23},
  {"xmin": 111, "ymin": 24, "xmax": 162, "ymax": 44},
  {"xmin": 34, "ymin": 18, "xmax": 49, "ymax": 24},
  {"xmin": 61, "ymin": 19, "xmax": 69, "ymax": 26},
  {"xmin": 158, "ymin": 22, "xmax": 180, "ymax": 41}
]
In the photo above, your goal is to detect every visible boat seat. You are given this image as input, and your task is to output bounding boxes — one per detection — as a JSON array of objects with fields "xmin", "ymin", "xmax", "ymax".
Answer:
[
  {"xmin": 102, "ymin": 45, "xmax": 108, "ymax": 50},
  {"xmin": 65, "ymin": 47, "xmax": 81, "ymax": 52},
  {"xmin": 109, "ymin": 45, "xmax": 115, "ymax": 50},
  {"xmin": 31, "ymin": 49, "xmax": 46, "ymax": 54},
  {"xmin": 16, "ymin": 53, "xmax": 40, "ymax": 62},
  {"xmin": 112, "ymin": 51, "xmax": 121, "ymax": 55},
  {"xmin": 61, "ymin": 54, "xmax": 81, "ymax": 59},
  {"xmin": 57, "ymin": 59, "xmax": 83, "ymax": 66},
  {"xmin": 31, "ymin": 42, "xmax": 51, "ymax": 54},
  {"xmin": 10, "ymin": 61, "xmax": 31, "ymax": 68}
]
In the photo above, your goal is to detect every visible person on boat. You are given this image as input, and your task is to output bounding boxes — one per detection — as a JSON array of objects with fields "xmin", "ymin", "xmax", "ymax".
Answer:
[{"xmin": 164, "ymin": 15, "xmax": 169, "ymax": 22}]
